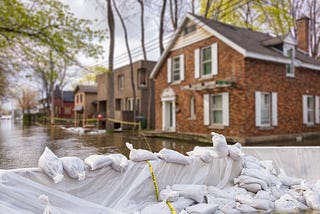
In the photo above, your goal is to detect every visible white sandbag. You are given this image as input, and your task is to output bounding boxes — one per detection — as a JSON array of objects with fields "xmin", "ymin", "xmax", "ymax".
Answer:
[
  {"xmin": 39, "ymin": 194, "xmax": 62, "ymax": 214},
  {"xmin": 238, "ymin": 183, "xmax": 261, "ymax": 193},
  {"xmin": 84, "ymin": 155, "xmax": 112, "ymax": 170},
  {"xmin": 159, "ymin": 186, "xmax": 179, "ymax": 202},
  {"xmin": 38, "ymin": 147, "xmax": 64, "ymax": 183},
  {"xmin": 125, "ymin": 142, "xmax": 158, "ymax": 162},
  {"xmin": 140, "ymin": 201, "xmax": 170, "ymax": 214},
  {"xmin": 235, "ymin": 203, "xmax": 257, "ymax": 213},
  {"xmin": 274, "ymin": 194, "xmax": 300, "ymax": 213},
  {"xmin": 211, "ymin": 132, "xmax": 229, "ymax": 158},
  {"xmin": 260, "ymin": 160, "xmax": 277, "ymax": 175},
  {"xmin": 228, "ymin": 144, "xmax": 243, "ymax": 160},
  {"xmin": 184, "ymin": 203, "xmax": 219, "ymax": 214},
  {"xmin": 278, "ymin": 168, "xmax": 304, "ymax": 187},
  {"xmin": 207, "ymin": 186, "xmax": 234, "ymax": 200},
  {"xmin": 254, "ymin": 190, "xmax": 276, "ymax": 202},
  {"xmin": 236, "ymin": 194, "xmax": 273, "ymax": 210},
  {"xmin": 186, "ymin": 147, "xmax": 213, "ymax": 163},
  {"xmin": 60, "ymin": 157, "xmax": 86, "ymax": 181},
  {"xmin": 172, "ymin": 197, "xmax": 196, "ymax": 213},
  {"xmin": 241, "ymin": 168, "xmax": 281, "ymax": 187},
  {"xmin": 205, "ymin": 194, "xmax": 236, "ymax": 208},
  {"xmin": 107, "ymin": 154, "xmax": 129, "ymax": 172},
  {"xmin": 270, "ymin": 185, "xmax": 288, "ymax": 199},
  {"xmin": 172, "ymin": 184, "xmax": 206, "ymax": 203},
  {"xmin": 235, "ymin": 194, "xmax": 253, "ymax": 205},
  {"xmin": 234, "ymin": 175, "xmax": 268, "ymax": 190},
  {"xmin": 157, "ymin": 148, "xmax": 190, "ymax": 165},
  {"xmin": 243, "ymin": 161, "xmax": 261, "ymax": 169},
  {"xmin": 219, "ymin": 207, "xmax": 241, "ymax": 214},
  {"xmin": 304, "ymin": 190, "xmax": 320, "ymax": 210}
]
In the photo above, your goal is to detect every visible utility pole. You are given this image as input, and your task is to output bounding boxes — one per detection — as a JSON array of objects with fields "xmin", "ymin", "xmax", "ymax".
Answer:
[{"xmin": 50, "ymin": 52, "xmax": 54, "ymax": 126}]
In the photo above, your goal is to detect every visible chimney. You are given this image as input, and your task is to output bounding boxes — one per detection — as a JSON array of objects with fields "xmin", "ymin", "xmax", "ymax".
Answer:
[{"xmin": 296, "ymin": 17, "xmax": 310, "ymax": 53}]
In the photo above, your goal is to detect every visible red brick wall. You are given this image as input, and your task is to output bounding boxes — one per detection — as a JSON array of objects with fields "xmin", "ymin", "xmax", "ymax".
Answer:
[{"xmin": 154, "ymin": 35, "xmax": 320, "ymax": 140}]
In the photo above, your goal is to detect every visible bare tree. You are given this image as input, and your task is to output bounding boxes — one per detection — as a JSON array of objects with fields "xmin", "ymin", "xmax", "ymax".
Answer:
[
  {"xmin": 159, "ymin": 0, "xmax": 167, "ymax": 54},
  {"xmin": 169, "ymin": 0, "xmax": 178, "ymax": 31},
  {"xmin": 136, "ymin": 0, "xmax": 147, "ymax": 61}
]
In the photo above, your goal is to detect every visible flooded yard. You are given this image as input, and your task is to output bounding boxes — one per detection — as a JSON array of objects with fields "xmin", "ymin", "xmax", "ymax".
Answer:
[{"xmin": 0, "ymin": 120, "xmax": 200, "ymax": 169}]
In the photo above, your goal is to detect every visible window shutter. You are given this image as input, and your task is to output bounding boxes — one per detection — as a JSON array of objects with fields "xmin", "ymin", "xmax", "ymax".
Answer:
[
  {"xmin": 167, "ymin": 58, "xmax": 172, "ymax": 83},
  {"xmin": 203, "ymin": 94, "xmax": 210, "ymax": 125},
  {"xmin": 255, "ymin": 91, "xmax": 261, "ymax": 127},
  {"xmin": 316, "ymin": 96, "xmax": 320, "ymax": 124},
  {"xmin": 272, "ymin": 92, "xmax": 278, "ymax": 126},
  {"xmin": 194, "ymin": 48, "xmax": 200, "ymax": 78},
  {"xmin": 180, "ymin": 54, "xmax": 185, "ymax": 81},
  {"xmin": 302, "ymin": 95, "xmax": 308, "ymax": 124},
  {"xmin": 211, "ymin": 43, "xmax": 218, "ymax": 75},
  {"xmin": 222, "ymin": 92, "xmax": 229, "ymax": 126}
]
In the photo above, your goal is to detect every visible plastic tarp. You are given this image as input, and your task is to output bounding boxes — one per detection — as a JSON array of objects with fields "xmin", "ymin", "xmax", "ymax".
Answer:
[
  {"xmin": 0, "ymin": 157, "xmax": 242, "ymax": 213},
  {"xmin": 242, "ymin": 146, "xmax": 320, "ymax": 182}
]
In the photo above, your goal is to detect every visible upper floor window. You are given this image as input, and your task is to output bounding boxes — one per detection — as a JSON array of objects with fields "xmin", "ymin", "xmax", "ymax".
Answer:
[
  {"xmin": 118, "ymin": 75, "xmax": 124, "ymax": 90},
  {"xmin": 303, "ymin": 95, "xmax": 320, "ymax": 125},
  {"xmin": 184, "ymin": 24, "xmax": 196, "ymax": 35},
  {"xmin": 255, "ymin": 91, "xmax": 278, "ymax": 127},
  {"xmin": 138, "ymin": 68, "xmax": 147, "ymax": 87},
  {"xmin": 167, "ymin": 54, "xmax": 184, "ymax": 83},
  {"xmin": 284, "ymin": 44, "xmax": 295, "ymax": 77},
  {"xmin": 203, "ymin": 93, "xmax": 229, "ymax": 126},
  {"xmin": 195, "ymin": 43, "xmax": 218, "ymax": 78},
  {"xmin": 76, "ymin": 95, "xmax": 79, "ymax": 103}
]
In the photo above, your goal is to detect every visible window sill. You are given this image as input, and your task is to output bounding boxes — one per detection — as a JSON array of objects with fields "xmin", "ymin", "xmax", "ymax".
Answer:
[
  {"xmin": 188, "ymin": 117, "xmax": 196, "ymax": 121},
  {"xmin": 209, "ymin": 124, "xmax": 224, "ymax": 129},
  {"xmin": 170, "ymin": 80, "xmax": 182, "ymax": 85},
  {"xmin": 286, "ymin": 74, "xmax": 295, "ymax": 78},
  {"xmin": 199, "ymin": 74, "xmax": 214, "ymax": 80},
  {"xmin": 305, "ymin": 124, "xmax": 315, "ymax": 127},
  {"xmin": 258, "ymin": 126, "xmax": 274, "ymax": 130}
]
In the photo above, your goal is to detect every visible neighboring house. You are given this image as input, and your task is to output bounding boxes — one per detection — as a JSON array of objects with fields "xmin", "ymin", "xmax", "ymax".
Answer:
[
  {"xmin": 150, "ymin": 14, "xmax": 320, "ymax": 144},
  {"xmin": 53, "ymin": 85, "xmax": 74, "ymax": 119},
  {"xmin": 96, "ymin": 60, "xmax": 156, "ymax": 129},
  {"xmin": 73, "ymin": 85, "xmax": 97, "ymax": 127}
]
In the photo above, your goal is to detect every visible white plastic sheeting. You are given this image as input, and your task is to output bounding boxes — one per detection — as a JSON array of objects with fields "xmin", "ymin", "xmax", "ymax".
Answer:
[
  {"xmin": 0, "ymin": 156, "xmax": 242, "ymax": 213},
  {"xmin": 242, "ymin": 146, "xmax": 320, "ymax": 181}
]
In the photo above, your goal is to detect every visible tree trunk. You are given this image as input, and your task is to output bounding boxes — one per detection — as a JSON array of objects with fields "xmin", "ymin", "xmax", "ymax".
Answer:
[
  {"xmin": 159, "ymin": 0, "xmax": 167, "ymax": 54},
  {"xmin": 169, "ymin": 0, "xmax": 178, "ymax": 31},
  {"xmin": 112, "ymin": 0, "xmax": 137, "ymax": 125},
  {"xmin": 137, "ymin": 0, "xmax": 147, "ymax": 61},
  {"xmin": 106, "ymin": 0, "xmax": 115, "ymax": 130}
]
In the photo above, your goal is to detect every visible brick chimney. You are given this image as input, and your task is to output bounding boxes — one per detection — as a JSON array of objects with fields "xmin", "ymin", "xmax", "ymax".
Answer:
[{"xmin": 296, "ymin": 17, "xmax": 310, "ymax": 53}]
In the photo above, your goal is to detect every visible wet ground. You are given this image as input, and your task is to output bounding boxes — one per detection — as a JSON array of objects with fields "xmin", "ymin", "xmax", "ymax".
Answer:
[{"xmin": 0, "ymin": 120, "xmax": 203, "ymax": 169}]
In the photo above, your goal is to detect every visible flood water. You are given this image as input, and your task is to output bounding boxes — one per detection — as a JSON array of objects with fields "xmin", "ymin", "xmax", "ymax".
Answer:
[{"xmin": 0, "ymin": 120, "xmax": 201, "ymax": 169}]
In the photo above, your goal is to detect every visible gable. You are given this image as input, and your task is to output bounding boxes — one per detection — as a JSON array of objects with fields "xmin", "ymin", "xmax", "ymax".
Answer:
[{"xmin": 171, "ymin": 20, "xmax": 212, "ymax": 51}]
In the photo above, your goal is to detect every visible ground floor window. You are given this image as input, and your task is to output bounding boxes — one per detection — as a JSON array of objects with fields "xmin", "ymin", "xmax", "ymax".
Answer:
[
  {"xmin": 255, "ymin": 91, "xmax": 277, "ymax": 127},
  {"xmin": 303, "ymin": 95, "xmax": 320, "ymax": 125},
  {"xmin": 203, "ymin": 93, "xmax": 229, "ymax": 126}
]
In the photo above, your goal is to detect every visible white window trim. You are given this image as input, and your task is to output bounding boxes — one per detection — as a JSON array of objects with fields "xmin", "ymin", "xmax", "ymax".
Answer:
[
  {"xmin": 201, "ymin": 45, "xmax": 212, "ymax": 77},
  {"xmin": 203, "ymin": 93, "xmax": 229, "ymax": 127},
  {"xmin": 255, "ymin": 91, "xmax": 278, "ymax": 127},
  {"xmin": 303, "ymin": 95, "xmax": 315, "ymax": 126},
  {"xmin": 316, "ymin": 96, "xmax": 320, "ymax": 124}
]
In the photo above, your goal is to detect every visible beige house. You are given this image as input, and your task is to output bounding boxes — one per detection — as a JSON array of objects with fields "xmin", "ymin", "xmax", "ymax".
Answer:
[{"xmin": 73, "ymin": 85, "xmax": 97, "ymax": 127}]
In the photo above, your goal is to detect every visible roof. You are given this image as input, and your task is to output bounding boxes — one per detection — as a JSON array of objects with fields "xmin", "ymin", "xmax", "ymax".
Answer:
[
  {"xmin": 150, "ymin": 13, "xmax": 320, "ymax": 79},
  {"xmin": 62, "ymin": 91, "xmax": 74, "ymax": 102},
  {"xmin": 74, "ymin": 85, "xmax": 97, "ymax": 94}
]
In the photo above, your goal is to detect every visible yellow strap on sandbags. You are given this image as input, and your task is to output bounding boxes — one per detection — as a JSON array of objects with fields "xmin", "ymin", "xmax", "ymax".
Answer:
[
  {"xmin": 145, "ymin": 160, "xmax": 159, "ymax": 201},
  {"xmin": 166, "ymin": 201, "xmax": 177, "ymax": 214}
]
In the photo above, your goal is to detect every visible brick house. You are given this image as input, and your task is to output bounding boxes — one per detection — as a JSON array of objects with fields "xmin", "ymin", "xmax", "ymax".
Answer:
[
  {"xmin": 96, "ymin": 60, "xmax": 156, "ymax": 129},
  {"xmin": 150, "ymin": 14, "xmax": 320, "ymax": 144},
  {"xmin": 73, "ymin": 85, "xmax": 97, "ymax": 127},
  {"xmin": 53, "ymin": 85, "xmax": 74, "ymax": 119}
]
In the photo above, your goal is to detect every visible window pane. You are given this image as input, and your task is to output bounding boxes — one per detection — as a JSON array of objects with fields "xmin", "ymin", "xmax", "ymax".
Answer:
[
  {"xmin": 203, "ymin": 62, "xmax": 211, "ymax": 75},
  {"xmin": 261, "ymin": 93, "xmax": 270, "ymax": 125},
  {"xmin": 172, "ymin": 57, "xmax": 180, "ymax": 81},
  {"xmin": 307, "ymin": 96, "xmax": 314, "ymax": 123},
  {"xmin": 212, "ymin": 95, "xmax": 222, "ymax": 108},
  {"xmin": 202, "ymin": 47, "xmax": 211, "ymax": 61},
  {"xmin": 213, "ymin": 110, "xmax": 223, "ymax": 124}
]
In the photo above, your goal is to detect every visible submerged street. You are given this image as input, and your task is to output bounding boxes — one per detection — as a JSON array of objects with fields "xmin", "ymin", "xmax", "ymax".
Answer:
[{"xmin": 0, "ymin": 120, "xmax": 199, "ymax": 169}]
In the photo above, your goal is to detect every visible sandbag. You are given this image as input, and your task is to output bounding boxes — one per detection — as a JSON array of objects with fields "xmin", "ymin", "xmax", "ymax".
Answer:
[
  {"xmin": 205, "ymin": 194, "xmax": 236, "ymax": 208},
  {"xmin": 234, "ymin": 175, "xmax": 268, "ymax": 190},
  {"xmin": 235, "ymin": 203, "xmax": 257, "ymax": 213},
  {"xmin": 38, "ymin": 147, "xmax": 64, "ymax": 183},
  {"xmin": 254, "ymin": 190, "xmax": 276, "ymax": 202},
  {"xmin": 172, "ymin": 184, "xmax": 206, "ymax": 203},
  {"xmin": 304, "ymin": 190, "xmax": 320, "ymax": 210},
  {"xmin": 84, "ymin": 155, "xmax": 112, "ymax": 170},
  {"xmin": 184, "ymin": 203, "xmax": 219, "ymax": 214},
  {"xmin": 274, "ymin": 194, "xmax": 300, "ymax": 213},
  {"xmin": 228, "ymin": 144, "xmax": 243, "ymax": 161},
  {"xmin": 186, "ymin": 147, "xmax": 214, "ymax": 163},
  {"xmin": 238, "ymin": 183, "xmax": 261, "ymax": 193},
  {"xmin": 211, "ymin": 132, "xmax": 228, "ymax": 158},
  {"xmin": 60, "ymin": 157, "xmax": 86, "ymax": 181},
  {"xmin": 260, "ymin": 160, "xmax": 277, "ymax": 175},
  {"xmin": 278, "ymin": 168, "xmax": 304, "ymax": 187},
  {"xmin": 159, "ymin": 186, "xmax": 179, "ymax": 202},
  {"xmin": 126, "ymin": 142, "xmax": 158, "ymax": 162},
  {"xmin": 157, "ymin": 148, "xmax": 190, "ymax": 165},
  {"xmin": 107, "ymin": 154, "xmax": 129, "ymax": 172}
]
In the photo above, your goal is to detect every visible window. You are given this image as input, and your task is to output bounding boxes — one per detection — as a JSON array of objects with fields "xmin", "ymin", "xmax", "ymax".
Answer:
[
  {"xmin": 172, "ymin": 56, "xmax": 181, "ymax": 81},
  {"xmin": 190, "ymin": 96, "xmax": 196, "ymax": 119},
  {"xmin": 118, "ymin": 75, "xmax": 124, "ymax": 90},
  {"xmin": 76, "ymin": 95, "xmax": 79, "ymax": 103},
  {"xmin": 80, "ymin": 94, "xmax": 83, "ymax": 103},
  {"xmin": 64, "ymin": 106, "xmax": 71, "ymax": 115},
  {"xmin": 211, "ymin": 94, "xmax": 223, "ymax": 124},
  {"xmin": 184, "ymin": 24, "xmax": 196, "ymax": 35},
  {"xmin": 203, "ymin": 93, "xmax": 229, "ymax": 126},
  {"xmin": 303, "ymin": 95, "xmax": 318, "ymax": 125},
  {"xmin": 138, "ymin": 68, "xmax": 147, "ymax": 87},
  {"xmin": 255, "ymin": 91, "xmax": 277, "ymax": 127},
  {"xmin": 115, "ymin": 99, "xmax": 122, "ymax": 111},
  {"xmin": 285, "ymin": 48, "xmax": 294, "ymax": 77},
  {"xmin": 195, "ymin": 43, "xmax": 218, "ymax": 78},
  {"xmin": 167, "ymin": 54, "xmax": 184, "ymax": 83},
  {"xmin": 126, "ymin": 98, "xmax": 134, "ymax": 111}
]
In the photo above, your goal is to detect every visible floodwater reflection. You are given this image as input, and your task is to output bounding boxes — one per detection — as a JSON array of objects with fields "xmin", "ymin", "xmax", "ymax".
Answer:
[{"xmin": 0, "ymin": 120, "xmax": 200, "ymax": 169}]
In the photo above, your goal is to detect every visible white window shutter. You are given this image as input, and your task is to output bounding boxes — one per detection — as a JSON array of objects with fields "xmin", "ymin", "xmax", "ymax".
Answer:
[
  {"xmin": 302, "ymin": 95, "xmax": 308, "ymax": 124},
  {"xmin": 167, "ymin": 58, "xmax": 172, "ymax": 83},
  {"xmin": 211, "ymin": 43, "xmax": 218, "ymax": 75},
  {"xmin": 180, "ymin": 54, "xmax": 184, "ymax": 81},
  {"xmin": 203, "ymin": 94, "xmax": 210, "ymax": 125},
  {"xmin": 222, "ymin": 92, "xmax": 229, "ymax": 126},
  {"xmin": 272, "ymin": 92, "xmax": 278, "ymax": 126},
  {"xmin": 315, "ymin": 96, "xmax": 319, "ymax": 124},
  {"xmin": 194, "ymin": 48, "xmax": 200, "ymax": 78},
  {"xmin": 255, "ymin": 91, "xmax": 261, "ymax": 127}
]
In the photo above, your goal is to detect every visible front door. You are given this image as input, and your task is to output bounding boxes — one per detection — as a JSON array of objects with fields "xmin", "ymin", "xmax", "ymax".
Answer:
[{"xmin": 163, "ymin": 101, "xmax": 176, "ymax": 131}]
